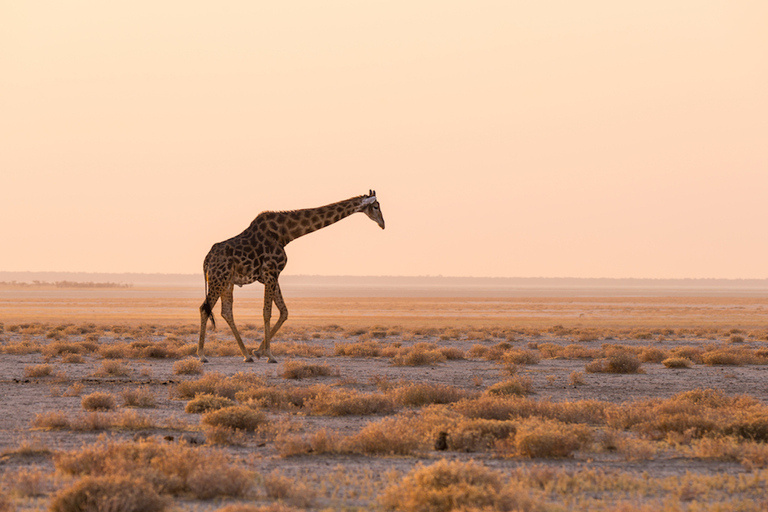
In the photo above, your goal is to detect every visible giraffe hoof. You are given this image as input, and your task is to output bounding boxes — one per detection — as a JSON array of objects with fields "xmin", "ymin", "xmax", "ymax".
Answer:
[
  {"xmin": 199, "ymin": 356, "xmax": 209, "ymax": 363},
  {"xmin": 267, "ymin": 358, "xmax": 278, "ymax": 364},
  {"xmin": 243, "ymin": 357, "xmax": 254, "ymax": 363}
]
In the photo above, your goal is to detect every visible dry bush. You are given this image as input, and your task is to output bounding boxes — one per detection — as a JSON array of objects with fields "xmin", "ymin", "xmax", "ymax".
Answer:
[
  {"xmin": 54, "ymin": 438, "xmax": 253, "ymax": 500},
  {"xmin": 214, "ymin": 504, "xmax": 301, "ymax": 512},
  {"xmin": 62, "ymin": 353, "xmax": 85, "ymax": 364},
  {"xmin": 350, "ymin": 415, "xmax": 426, "ymax": 455},
  {"xmin": 281, "ymin": 360, "xmax": 338, "ymax": 379},
  {"xmin": 670, "ymin": 346, "xmax": 704, "ymax": 363},
  {"xmin": 81, "ymin": 391, "xmax": 117, "ymax": 411},
  {"xmin": 185, "ymin": 394, "xmax": 235, "ymax": 413},
  {"xmin": 172, "ymin": 372, "xmax": 260, "ymax": 400},
  {"xmin": 271, "ymin": 341, "xmax": 327, "ymax": 358},
  {"xmin": 334, "ymin": 340, "xmax": 382, "ymax": 357},
  {"xmin": 31, "ymin": 411, "xmax": 70, "ymax": 430},
  {"xmin": 263, "ymin": 471, "xmax": 317, "ymax": 509},
  {"xmin": 98, "ymin": 343, "xmax": 132, "ymax": 359},
  {"xmin": 503, "ymin": 349, "xmax": 540, "ymax": 365},
  {"xmin": 121, "ymin": 387, "xmax": 157, "ymax": 408},
  {"xmin": 24, "ymin": 364, "xmax": 53, "ymax": 378},
  {"xmin": 391, "ymin": 345, "xmax": 447, "ymax": 366},
  {"xmin": 2, "ymin": 466, "xmax": 51, "ymax": 497},
  {"xmin": 201, "ymin": 405, "xmax": 268, "ymax": 431},
  {"xmin": 305, "ymin": 388, "xmax": 397, "ymax": 416},
  {"xmin": 438, "ymin": 346, "xmax": 465, "ymax": 360},
  {"xmin": 235, "ymin": 383, "xmax": 325, "ymax": 410},
  {"xmin": 639, "ymin": 347, "xmax": 667, "ymax": 363},
  {"xmin": 663, "ymin": 357, "xmax": 693, "ymax": 369},
  {"xmin": 486, "ymin": 376, "xmax": 534, "ymax": 397},
  {"xmin": 1, "ymin": 339, "xmax": 41, "ymax": 354},
  {"xmin": 63, "ymin": 382, "xmax": 85, "ymax": 397},
  {"xmin": 568, "ymin": 371, "xmax": 586, "ymax": 386},
  {"xmin": 702, "ymin": 346, "xmax": 767, "ymax": 366},
  {"xmin": 49, "ymin": 475, "xmax": 168, "ymax": 512},
  {"xmin": 561, "ymin": 344, "xmax": 602, "ymax": 359},
  {"xmin": 388, "ymin": 382, "xmax": 474, "ymax": 406},
  {"xmin": 42, "ymin": 341, "xmax": 85, "ymax": 358},
  {"xmin": 585, "ymin": 353, "xmax": 642, "ymax": 374},
  {"xmin": 380, "ymin": 459, "xmax": 541, "ymax": 512},
  {"xmin": 511, "ymin": 418, "xmax": 590, "ymax": 458},
  {"xmin": 173, "ymin": 358, "xmax": 204, "ymax": 375},
  {"xmin": 202, "ymin": 425, "xmax": 248, "ymax": 446},
  {"xmin": 92, "ymin": 360, "xmax": 131, "ymax": 377}
]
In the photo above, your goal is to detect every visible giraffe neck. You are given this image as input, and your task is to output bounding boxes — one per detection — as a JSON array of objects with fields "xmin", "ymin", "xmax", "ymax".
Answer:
[{"xmin": 277, "ymin": 195, "xmax": 366, "ymax": 244}]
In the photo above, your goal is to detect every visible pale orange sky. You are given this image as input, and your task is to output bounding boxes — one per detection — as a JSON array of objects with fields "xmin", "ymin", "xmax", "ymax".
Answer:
[{"xmin": 1, "ymin": 1, "xmax": 766, "ymax": 278}]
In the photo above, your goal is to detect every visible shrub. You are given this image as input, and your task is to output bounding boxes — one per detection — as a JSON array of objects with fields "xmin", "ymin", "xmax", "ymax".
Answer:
[
  {"xmin": 81, "ymin": 392, "xmax": 117, "ymax": 411},
  {"xmin": 503, "ymin": 349, "xmax": 540, "ymax": 365},
  {"xmin": 305, "ymin": 389, "xmax": 397, "ymax": 416},
  {"xmin": 49, "ymin": 475, "xmax": 168, "ymax": 512},
  {"xmin": 586, "ymin": 353, "xmax": 642, "ymax": 374},
  {"xmin": 663, "ymin": 357, "xmax": 693, "ymax": 369},
  {"xmin": 121, "ymin": 387, "xmax": 157, "ymax": 408},
  {"xmin": 391, "ymin": 346, "xmax": 447, "ymax": 366},
  {"xmin": 31, "ymin": 411, "xmax": 70, "ymax": 430},
  {"xmin": 172, "ymin": 373, "xmax": 242, "ymax": 400},
  {"xmin": 281, "ymin": 361, "xmax": 337, "ymax": 379},
  {"xmin": 201, "ymin": 405, "xmax": 267, "ymax": 431},
  {"xmin": 568, "ymin": 371, "xmax": 586, "ymax": 386},
  {"xmin": 53, "ymin": 438, "xmax": 252, "ymax": 499},
  {"xmin": 92, "ymin": 360, "xmax": 131, "ymax": 377},
  {"xmin": 24, "ymin": 364, "xmax": 53, "ymax": 378},
  {"xmin": 639, "ymin": 347, "xmax": 667, "ymax": 363},
  {"xmin": 486, "ymin": 376, "xmax": 534, "ymax": 397},
  {"xmin": 380, "ymin": 459, "xmax": 540, "ymax": 512},
  {"xmin": 334, "ymin": 341, "xmax": 382, "ymax": 357},
  {"xmin": 512, "ymin": 418, "xmax": 588, "ymax": 458},
  {"xmin": 389, "ymin": 382, "xmax": 472, "ymax": 406},
  {"xmin": 185, "ymin": 394, "xmax": 235, "ymax": 414},
  {"xmin": 173, "ymin": 358, "xmax": 204, "ymax": 375}
]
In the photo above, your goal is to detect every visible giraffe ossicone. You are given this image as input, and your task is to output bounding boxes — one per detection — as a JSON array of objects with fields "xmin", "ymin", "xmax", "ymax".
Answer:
[{"xmin": 197, "ymin": 191, "xmax": 385, "ymax": 363}]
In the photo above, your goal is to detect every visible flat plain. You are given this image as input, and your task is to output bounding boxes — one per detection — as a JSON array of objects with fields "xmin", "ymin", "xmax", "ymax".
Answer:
[{"xmin": 2, "ymin": 287, "xmax": 768, "ymax": 511}]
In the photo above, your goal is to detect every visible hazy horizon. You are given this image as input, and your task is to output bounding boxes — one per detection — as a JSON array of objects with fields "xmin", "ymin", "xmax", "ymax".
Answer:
[{"xmin": 3, "ymin": 2, "xmax": 766, "ymax": 279}]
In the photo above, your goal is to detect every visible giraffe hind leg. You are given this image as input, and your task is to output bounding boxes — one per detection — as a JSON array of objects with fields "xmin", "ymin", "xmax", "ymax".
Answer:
[{"xmin": 220, "ymin": 287, "xmax": 253, "ymax": 363}]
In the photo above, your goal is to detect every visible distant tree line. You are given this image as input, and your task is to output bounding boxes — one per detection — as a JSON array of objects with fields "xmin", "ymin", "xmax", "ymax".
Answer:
[{"xmin": 0, "ymin": 280, "xmax": 132, "ymax": 288}]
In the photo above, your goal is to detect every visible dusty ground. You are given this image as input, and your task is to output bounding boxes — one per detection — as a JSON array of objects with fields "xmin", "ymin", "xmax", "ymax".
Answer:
[{"xmin": 2, "ymin": 293, "xmax": 768, "ymax": 511}]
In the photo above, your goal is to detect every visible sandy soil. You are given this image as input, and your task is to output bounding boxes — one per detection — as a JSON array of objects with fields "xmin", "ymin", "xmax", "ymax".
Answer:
[{"xmin": 2, "ymin": 294, "xmax": 768, "ymax": 510}]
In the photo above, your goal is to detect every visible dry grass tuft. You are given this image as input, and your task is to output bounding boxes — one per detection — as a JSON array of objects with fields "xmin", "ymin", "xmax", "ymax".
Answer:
[
  {"xmin": 585, "ymin": 352, "xmax": 642, "ymax": 374},
  {"xmin": 92, "ymin": 360, "xmax": 131, "ymax": 377},
  {"xmin": 486, "ymin": 376, "xmax": 534, "ymax": 397},
  {"xmin": 263, "ymin": 470, "xmax": 317, "ymax": 509},
  {"xmin": 391, "ymin": 344, "xmax": 447, "ymax": 366},
  {"xmin": 173, "ymin": 358, "xmax": 204, "ymax": 375},
  {"xmin": 24, "ymin": 364, "xmax": 53, "ymax": 378},
  {"xmin": 305, "ymin": 388, "xmax": 397, "ymax": 416},
  {"xmin": 511, "ymin": 418, "xmax": 590, "ymax": 458},
  {"xmin": 121, "ymin": 386, "xmax": 157, "ymax": 408},
  {"xmin": 281, "ymin": 360, "xmax": 338, "ymax": 379},
  {"xmin": 185, "ymin": 394, "xmax": 235, "ymax": 414},
  {"xmin": 54, "ymin": 437, "xmax": 253, "ymax": 500},
  {"xmin": 334, "ymin": 340, "xmax": 382, "ymax": 357},
  {"xmin": 380, "ymin": 459, "xmax": 541, "ymax": 512},
  {"xmin": 49, "ymin": 475, "xmax": 168, "ymax": 512},
  {"xmin": 81, "ymin": 391, "xmax": 117, "ymax": 411},
  {"xmin": 201, "ymin": 405, "xmax": 268, "ymax": 431},
  {"xmin": 663, "ymin": 357, "xmax": 693, "ymax": 369},
  {"xmin": 388, "ymin": 382, "xmax": 474, "ymax": 406}
]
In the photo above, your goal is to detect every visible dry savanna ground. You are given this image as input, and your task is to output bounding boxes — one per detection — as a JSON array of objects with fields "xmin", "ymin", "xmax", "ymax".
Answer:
[{"xmin": 2, "ymin": 294, "xmax": 768, "ymax": 511}]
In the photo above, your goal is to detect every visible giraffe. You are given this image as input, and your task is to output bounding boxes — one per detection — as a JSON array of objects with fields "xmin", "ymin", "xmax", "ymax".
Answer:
[{"xmin": 198, "ymin": 190, "xmax": 385, "ymax": 363}]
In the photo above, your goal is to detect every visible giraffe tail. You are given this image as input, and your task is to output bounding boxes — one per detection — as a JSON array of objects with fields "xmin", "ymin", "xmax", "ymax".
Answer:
[
  {"xmin": 201, "ymin": 300, "xmax": 216, "ymax": 330},
  {"xmin": 201, "ymin": 266, "xmax": 216, "ymax": 330}
]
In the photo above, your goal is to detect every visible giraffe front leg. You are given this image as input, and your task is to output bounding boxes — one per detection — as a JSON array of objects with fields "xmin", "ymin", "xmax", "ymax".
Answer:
[
  {"xmin": 220, "ymin": 288, "xmax": 253, "ymax": 363},
  {"xmin": 198, "ymin": 301, "xmax": 212, "ymax": 363},
  {"xmin": 253, "ymin": 280, "xmax": 278, "ymax": 363}
]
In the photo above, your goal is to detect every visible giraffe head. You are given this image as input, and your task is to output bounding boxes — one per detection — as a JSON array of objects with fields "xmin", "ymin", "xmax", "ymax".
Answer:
[{"xmin": 360, "ymin": 189, "xmax": 385, "ymax": 229}]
